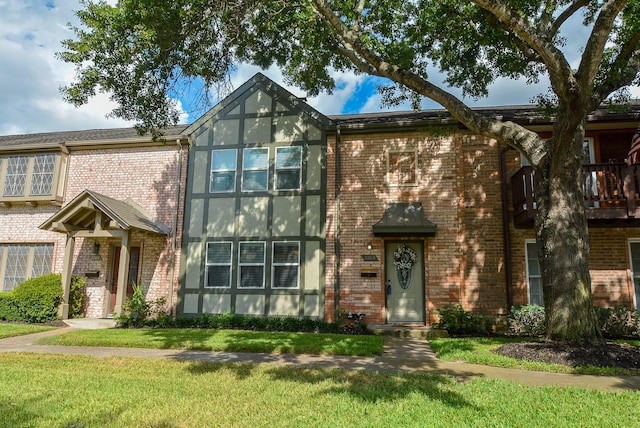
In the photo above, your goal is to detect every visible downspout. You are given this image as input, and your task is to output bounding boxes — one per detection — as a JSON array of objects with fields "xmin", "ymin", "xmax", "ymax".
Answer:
[
  {"xmin": 334, "ymin": 124, "xmax": 342, "ymax": 320},
  {"xmin": 499, "ymin": 143, "xmax": 513, "ymax": 310},
  {"xmin": 167, "ymin": 138, "xmax": 184, "ymax": 316}
]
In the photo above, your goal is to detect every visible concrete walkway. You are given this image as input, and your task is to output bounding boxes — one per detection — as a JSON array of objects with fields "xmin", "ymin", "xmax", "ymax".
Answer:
[{"xmin": 1, "ymin": 321, "xmax": 639, "ymax": 392}]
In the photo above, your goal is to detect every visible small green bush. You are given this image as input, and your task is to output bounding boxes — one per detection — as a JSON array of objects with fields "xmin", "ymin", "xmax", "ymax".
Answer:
[
  {"xmin": 11, "ymin": 274, "xmax": 62, "ymax": 322},
  {"xmin": 596, "ymin": 307, "xmax": 640, "ymax": 338},
  {"xmin": 69, "ymin": 276, "xmax": 86, "ymax": 318},
  {"xmin": 0, "ymin": 292, "xmax": 21, "ymax": 321},
  {"xmin": 116, "ymin": 283, "xmax": 150, "ymax": 328},
  {"xmin": 508, "ymin": 305, "xmax": 546, "ymax": 336},
  {"xmin": 432, "ymin": 304, "xmax": 493, "ymax": 335}
]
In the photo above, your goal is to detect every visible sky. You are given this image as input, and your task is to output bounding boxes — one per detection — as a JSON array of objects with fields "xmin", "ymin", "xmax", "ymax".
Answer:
[{"xmin": 1, "ymin": 0, "xmax": 638, "ymax": 136}]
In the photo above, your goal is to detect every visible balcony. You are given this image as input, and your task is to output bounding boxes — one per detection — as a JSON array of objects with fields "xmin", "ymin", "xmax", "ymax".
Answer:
[{"xmin": 511, "ymin": 163, "xmax": 640, "ymax": 228}]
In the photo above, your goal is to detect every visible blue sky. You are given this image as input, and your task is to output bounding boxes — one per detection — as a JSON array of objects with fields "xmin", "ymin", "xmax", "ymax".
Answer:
[{"xmin": 0, "ymin": 1, "xmax": 638, "ymax": 135}]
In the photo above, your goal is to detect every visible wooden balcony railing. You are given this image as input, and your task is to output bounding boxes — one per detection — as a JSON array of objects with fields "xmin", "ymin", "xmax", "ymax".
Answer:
[{"xmin": 511, "ymin": 163, "xmax": 640, "ymax": 227}]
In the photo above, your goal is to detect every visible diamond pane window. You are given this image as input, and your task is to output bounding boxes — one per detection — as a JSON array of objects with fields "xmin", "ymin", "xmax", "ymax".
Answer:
[
  {"xmin": 3, "ymin": 156, "xmax": 28, "ymax": 197},
  {"xmin": 30, "ymin": 154, "xmax": 56, "ymax": 196},
  {"xmin": 275, "ymin": 147, "xmax": 302, "ymax": 190},
  {"xmin": 31, "ymin": 244, "xmax": 54, "ymax": 278},
  {"xmin": 272, "ymin": 242, "xmax": 299, "ymax": 289},
  {"xmin": 242, "ymin": 148, "xmax": 269, "ymax": 191},
  {"xmin": 3, "ymin": 245, "xmax": 29, "ymax": 291},
  {"xmin": 205, "ymin": 242, "xmax": 232, "ymax": 288},
  {"xmin": 238, "ymin": 242, "xmax": 265, "ymax": 288},
  {"xmin": 210, "ymin": 150, "xmax": 237, "ymax": 192}
]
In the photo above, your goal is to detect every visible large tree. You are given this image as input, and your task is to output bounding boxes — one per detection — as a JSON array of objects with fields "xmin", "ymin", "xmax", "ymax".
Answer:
[{"xmin": 59, "ymin": 0, "xmax": 640, "ymax": 342}]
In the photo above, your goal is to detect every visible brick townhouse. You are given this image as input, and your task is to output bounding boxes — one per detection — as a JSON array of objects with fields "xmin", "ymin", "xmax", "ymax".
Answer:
[
  {"xmin": 2, "ymin": 73, "xmax": 639, "ymax": 325},
  {"xmin": 0, "ymin": 128, "xmax": 188, "ymax": 318}
]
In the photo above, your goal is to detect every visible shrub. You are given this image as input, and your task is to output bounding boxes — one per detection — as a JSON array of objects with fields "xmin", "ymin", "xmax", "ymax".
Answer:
[
  {"xmin": 0, "ymin": 292, "xmax": 21, "ymax": 321},
  {"xmin": 596, "ymin": 307, "xmax": 640, "ymax": 338},
  {"xmin": 432, "ymin": 304, "xmax": 493, "ymax": 335},
  {"xmin": 115, "ymin": 283, "xmax": 150, "ymax": 328},
  {"xmin": 508, "ymin": 305, "xmax": 546, "ymax": 336},
  {"xmin": 11, "ymin": 274, "xmax": 62, "ymax": 322},
  {"xmin": 69, "ymin": 275, "xmax": 86, "ymax": 318}
]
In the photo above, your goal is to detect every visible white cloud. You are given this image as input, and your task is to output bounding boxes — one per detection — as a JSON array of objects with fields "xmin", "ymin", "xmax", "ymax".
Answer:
[{"xmin": 0, "ymin": 2, "xmax": 637, "ymax": 136}]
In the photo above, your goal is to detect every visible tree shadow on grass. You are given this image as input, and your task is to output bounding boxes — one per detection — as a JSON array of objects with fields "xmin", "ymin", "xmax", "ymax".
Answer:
[{"xmin": 264, "ymin": 365, "xmax": 477, "ymax": 409}]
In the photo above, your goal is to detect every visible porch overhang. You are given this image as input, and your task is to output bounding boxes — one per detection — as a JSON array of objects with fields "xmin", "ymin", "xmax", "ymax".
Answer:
[
  {"xmin": 39, "ymin": 189, "xmax": 170, "ymax": 320},
  {"xmin": 373, "ymin": 203, "xmax": 437, "ymax": 237},
  {"xmin": 39, "ymin": 189, "xmax": 170, "ymax": 237}
]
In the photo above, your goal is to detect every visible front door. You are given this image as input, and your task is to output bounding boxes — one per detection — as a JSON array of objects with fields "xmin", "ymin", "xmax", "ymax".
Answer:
[
  {"xmin": 109, "ymin": 246, "xmax": 140, "ymax": 314},
  {"xmin": 385, "ymin": 241, "xmax": 425, "ymax": 323}
]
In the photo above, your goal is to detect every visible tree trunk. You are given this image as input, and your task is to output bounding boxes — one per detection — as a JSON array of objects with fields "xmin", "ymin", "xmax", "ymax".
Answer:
[{"xmin": 533, "ymin": 129, "xmax": 602, "ymax": 343}]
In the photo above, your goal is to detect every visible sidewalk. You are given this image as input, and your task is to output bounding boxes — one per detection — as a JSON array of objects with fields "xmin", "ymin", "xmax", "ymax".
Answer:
[{"xmin": 1, "ymin": 324, "xmax": 639, "ymax": 392}]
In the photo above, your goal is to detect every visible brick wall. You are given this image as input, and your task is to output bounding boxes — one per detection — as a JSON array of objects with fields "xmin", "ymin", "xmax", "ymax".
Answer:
[{"xmin": 61, "ymin": 144, "xmax": 187, "ymax": 317}]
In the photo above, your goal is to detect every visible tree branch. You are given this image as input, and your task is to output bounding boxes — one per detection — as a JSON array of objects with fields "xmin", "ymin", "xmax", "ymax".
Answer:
[
  {"xmin": 593, "ymin": 32, "xmax": 640, "ymax": 101},
  {"xmin": 310, "ymin": 0, "xmax": 542, "ymax": 157},
  {"xmin": 549, "ymin": 0, "xmax": 591, "ymax": 36},
  {"xmin": 576, "ymin": 0, "xmax": 629, "ymax": 100},
  {"xmin": 470, "ymin": 0, "xmax": 574, "ymax": 98}
]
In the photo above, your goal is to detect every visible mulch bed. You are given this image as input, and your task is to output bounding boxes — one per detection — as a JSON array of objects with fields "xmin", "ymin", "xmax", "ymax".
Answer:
[{"xmin": 495, "ymin": 341, "xmax": 640, "ymax": 370}]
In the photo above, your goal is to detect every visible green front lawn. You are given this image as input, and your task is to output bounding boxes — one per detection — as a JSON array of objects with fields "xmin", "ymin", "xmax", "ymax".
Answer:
[
  {"xmin": 429, "ymin": 337, "xmax": 640, "ymax": 376},
  {"xmin": 37, "ymin": 328, "xmax": 384, "ymax": 357},
  {"xmin": 0, "ymin": 353, "xmax": 637, "ymax": 427},
  {"xmin": 0, "ymin": 323, "xmax": 56, "ymax": 339}
]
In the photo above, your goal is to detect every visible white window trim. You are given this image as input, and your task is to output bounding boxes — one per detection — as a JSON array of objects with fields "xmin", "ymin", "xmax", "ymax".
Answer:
[
  {"xmin": 274, "ymin": 146, "xmax": 302, "ymax": 191},
  {"xmin": 627, "ymin": 239, "xmax": 640, "ymax": 309},
  {"xmin": 210, "ymin": 149, "xmax": 237, "ymax": 193},
  {"xmin": 241, "ymin": 147, "xmax": 269, "ymax": 192},
  {"xmin": 524, "ymin": 239, "xmax": 543, "ymax": 306},
  {"xmin": 204, "ymin": 241, "xmax": 233, "ymax": 288},
  {"xmin": 271, "ymin": 241, "xmax": 300, "ymax": 289},
  {"xmin": 237, "ymin": 241, "xmax": 266, "ymax": 289},
  {"xmin": 386, "ymin": 149, "xmax": 418, "ymax": 187}
]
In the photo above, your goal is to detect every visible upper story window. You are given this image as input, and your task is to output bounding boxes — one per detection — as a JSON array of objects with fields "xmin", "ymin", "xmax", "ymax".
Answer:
[
  {"xmin": 210, "ymin": 149, "xmax": 237, "ymax": 193},
  {"xmin": 242, "ymin": 148, "xmax": 269, "ymax": 191},
  {"xmin": 275, "ymin": 146, "xmax": 302, "ymax": 190},
  {"xmin": 387, "ymin": 149, "xmax": 418, "ymax": 186},
  {"xmin": 0, "ymin": 153, "xmax": 64, "ymax": 206}
]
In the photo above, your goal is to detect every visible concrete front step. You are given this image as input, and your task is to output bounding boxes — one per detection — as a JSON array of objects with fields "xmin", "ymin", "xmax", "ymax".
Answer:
[{"xmin": 368, "ymin": 325, "xmax": 448, "ymax": 339}]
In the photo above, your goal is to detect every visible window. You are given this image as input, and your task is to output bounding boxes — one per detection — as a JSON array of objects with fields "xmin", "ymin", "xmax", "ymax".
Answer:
[
  {"xmin": 525, "ymin": 241, "xmax": 544, "ymax": 306},
  {"xmin": 387, "ymin": 149, "xmax": 417, "ymax": 186},
  {"xmin": 628, "ymin": 241, "xmax": 640, "ymax": 309},
  {"xmin": 205, "ymin": 242, "xmax": 232, "ymax": 288},
  {"xmin": 272, "ymin": 241, "xmax": 299, "ymax": 289},
  {"xmin": 0, "ymin": 243, "xmax": 54, "ymax": 291},
  {"xmin": 30, "ymin": 154, "xmax": 56, "ymax": 196},
  {"xmin": 275, "ymin": 146, "xmax": 302, "ymax": 190},
  {"xmin": 0, "ymin": 153, "xmax": 64, "ymax": 205},
  {"xmin": 210, "ymin": 150, "xmax": 237, "ymax": 192},
  {"xmin": 238, "ymin": 242, "xmax": 265, "ymax": 288},
  {"xmin": 3, "ymin": 156, "xmax": 28, "ymax": 196},
  {"xmin": 242, "ymin": 148, "xmax": 269, "ymax": 191}
]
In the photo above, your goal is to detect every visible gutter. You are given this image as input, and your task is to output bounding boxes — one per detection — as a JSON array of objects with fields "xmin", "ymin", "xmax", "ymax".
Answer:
[
  {"xmin": 167, "ymin": 139, "xmax": 185, "ymax": 315},
  {"xmin": 499, "ymin": 144, "xmax": 513, "ymax": 310},
  {"xmin": 334, "ymin": 124, "xmax": 342, "ymax": 321}
]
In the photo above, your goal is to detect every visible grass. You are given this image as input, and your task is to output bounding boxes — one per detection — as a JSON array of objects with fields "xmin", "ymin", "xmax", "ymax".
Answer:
[
  {"xmin": 0, "ymin": 323, "xmax": 56, "ymax": 339},
  {"xmin": 1, "ymin": 353, "xmax": 638, "ymax": 427},
  {"xmin": 36, "ymin": 328, "xmax": 384, "ymax": 357},
  {"xmin": 429, "ymin": 337, "xmax": 640, "ymax": 376}
]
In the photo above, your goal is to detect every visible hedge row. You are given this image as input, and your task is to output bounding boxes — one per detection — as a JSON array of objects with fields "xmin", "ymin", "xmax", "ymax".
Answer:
[{"xmin": 0, "ymin": 274, "xmax": 85, "ymax": 323}]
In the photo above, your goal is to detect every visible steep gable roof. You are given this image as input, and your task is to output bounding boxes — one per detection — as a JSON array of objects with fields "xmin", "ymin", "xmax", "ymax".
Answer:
[{"xmin": 183, "ymin": 73, "xmax": 332, "ymax": 137}]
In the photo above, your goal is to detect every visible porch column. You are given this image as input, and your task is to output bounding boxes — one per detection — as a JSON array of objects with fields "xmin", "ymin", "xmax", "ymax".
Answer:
[
  {"xmin": 113, "ymin": 231, "xmax": 131, "ymax": 316},
  {"xmin": 59, "ymin": 234, "xmax": 75, "ymax": 319}
]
